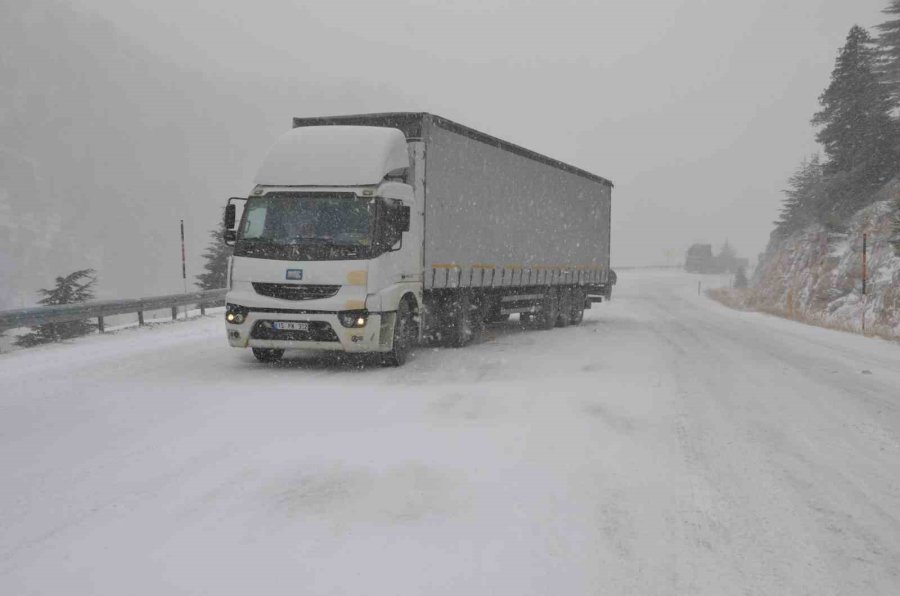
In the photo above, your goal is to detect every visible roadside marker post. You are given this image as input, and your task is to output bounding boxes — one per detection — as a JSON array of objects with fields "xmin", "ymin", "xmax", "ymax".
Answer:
[
  {"xmin": 181, "ymin": 219, "xmax": 188, "ymax": 319},
  {"xmin": 861, "ymin": 232, "xmax": 867, "ymax": 335}
]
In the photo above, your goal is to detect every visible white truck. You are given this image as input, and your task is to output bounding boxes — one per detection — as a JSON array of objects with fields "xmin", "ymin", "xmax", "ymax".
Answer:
[{"xmin": 223, "ymin": 113, "xmax": 613, "ymax": 365}]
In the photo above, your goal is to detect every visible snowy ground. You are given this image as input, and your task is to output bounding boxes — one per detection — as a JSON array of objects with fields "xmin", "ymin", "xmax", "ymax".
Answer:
[{"xmin": 1, "ymin": 270, "xmax": 899, "ymax": 595}]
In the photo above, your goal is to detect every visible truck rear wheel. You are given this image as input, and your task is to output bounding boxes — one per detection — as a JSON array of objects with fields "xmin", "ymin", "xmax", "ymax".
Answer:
[
  {"xmin": 448, "ymin": 292, "xmax": 481, "ymax": 347},
  {"xmin": 252, "ymin": 348, "xmax": 284, "ymax": 362},
  {"xmin": 383, "ymin": 300, "xmax": 417, "ymax": 366}
]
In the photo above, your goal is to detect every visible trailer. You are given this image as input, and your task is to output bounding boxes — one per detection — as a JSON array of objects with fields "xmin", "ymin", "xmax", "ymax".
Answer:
[{"xmin": 223, "ymin": 113, "xmax": 613, "ymax": 365}]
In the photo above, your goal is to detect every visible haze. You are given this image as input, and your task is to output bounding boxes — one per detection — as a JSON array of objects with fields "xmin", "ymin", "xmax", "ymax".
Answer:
[{"xmin": 1, "ymin": 0, "xmax": 888, "ymax": 305}]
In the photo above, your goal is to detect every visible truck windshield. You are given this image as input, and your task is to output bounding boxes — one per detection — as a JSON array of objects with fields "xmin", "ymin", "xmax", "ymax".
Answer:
[{"xmin": 239, "ymin": 193, "xmax": 373, "ymax": 246}]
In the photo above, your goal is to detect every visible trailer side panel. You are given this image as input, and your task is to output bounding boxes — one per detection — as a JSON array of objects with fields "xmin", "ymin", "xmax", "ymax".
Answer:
[{"xmin": 423, "ymin": 119, "xmax": 611, "ymax": 289}]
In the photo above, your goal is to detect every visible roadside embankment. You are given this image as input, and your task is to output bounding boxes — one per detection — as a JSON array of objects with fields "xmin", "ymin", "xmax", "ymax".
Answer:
[{"xmin": 709, "ymin": 199, "xmax": 900, "ymax": 341}]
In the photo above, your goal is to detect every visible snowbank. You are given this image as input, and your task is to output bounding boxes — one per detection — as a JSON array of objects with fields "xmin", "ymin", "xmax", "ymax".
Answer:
[{"xmin": 743, "ymin": 198, "xmax": 900, "ymax": 338}]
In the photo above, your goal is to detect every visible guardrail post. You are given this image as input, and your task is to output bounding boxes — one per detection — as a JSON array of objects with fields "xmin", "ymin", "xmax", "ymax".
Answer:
[
  {"xmin": 138, "ymin": 311, "xmax": 144, "ymax": 326},
  {"xmin": 98, "ymin": 316, "xmax": 105, "ymax": 333},
  {"xmin": 171, "ymin": 306, "xmax": 177, "ymax": 321}
]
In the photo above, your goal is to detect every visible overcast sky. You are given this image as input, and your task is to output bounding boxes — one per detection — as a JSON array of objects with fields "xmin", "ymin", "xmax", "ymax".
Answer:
[{"xmin": 72, "ymin": 0, "xmax": 889, "ymax": 265}]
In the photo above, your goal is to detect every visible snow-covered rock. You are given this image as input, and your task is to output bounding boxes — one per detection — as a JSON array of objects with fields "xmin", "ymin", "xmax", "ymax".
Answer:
[{"xmin": 750, "ymin": 198, "xmax": 900, "ymax": 337}]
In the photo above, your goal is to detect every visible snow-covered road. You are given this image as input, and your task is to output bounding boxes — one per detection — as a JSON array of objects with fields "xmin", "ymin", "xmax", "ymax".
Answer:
[{"xmin": 2, "ymin": 270, "xmax": 899, "ymax": 595}]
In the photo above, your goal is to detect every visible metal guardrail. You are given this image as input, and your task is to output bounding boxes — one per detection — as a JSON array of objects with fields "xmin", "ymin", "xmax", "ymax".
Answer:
[{"xmin": 0, "ymin": 288, "xmax": 227, "ymax": 332}]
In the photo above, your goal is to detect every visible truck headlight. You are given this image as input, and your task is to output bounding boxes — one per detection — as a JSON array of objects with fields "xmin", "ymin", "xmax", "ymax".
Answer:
[
  {"xmin": 226, "ymin": 303, "xmax": 249, "ymax": 324},
  {"xmin": 338, "ymin": 311, "xmax": 368, "ymax": 328}
]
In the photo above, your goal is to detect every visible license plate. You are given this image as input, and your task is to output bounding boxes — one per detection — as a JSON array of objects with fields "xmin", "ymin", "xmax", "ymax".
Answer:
[{"xmin": 273, "ymin": 321, "xmax": 309, "ymax": 331}]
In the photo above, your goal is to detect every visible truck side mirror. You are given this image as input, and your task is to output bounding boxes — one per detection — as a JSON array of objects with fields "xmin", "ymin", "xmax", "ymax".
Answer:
[
  {"xmin": 397, "ymin": 206, "xmax": 411, "ymax": 232},
  {"xmin": 224, "ymin": 204, "xmax": 237, "ymax": 229}
]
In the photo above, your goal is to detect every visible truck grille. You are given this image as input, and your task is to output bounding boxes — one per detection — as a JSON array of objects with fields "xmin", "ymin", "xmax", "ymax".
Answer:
[
  {"xmin": 250, "ymin": 320, "xmax": 339, "ymax": 342},
  {"xmin": 252, "ymin": 283, "xmax": 340, "ymax": 301}
]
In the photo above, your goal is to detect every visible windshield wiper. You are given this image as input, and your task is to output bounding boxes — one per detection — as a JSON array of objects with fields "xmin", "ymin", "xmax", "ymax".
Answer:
[{"xmin": 288, "ymin": 235, "xmax": 334, "ymax": 244}]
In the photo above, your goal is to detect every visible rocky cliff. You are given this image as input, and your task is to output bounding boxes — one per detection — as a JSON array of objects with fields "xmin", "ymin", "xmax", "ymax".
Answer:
[{"xmin": 745, "ymin": 186, "xmax": 900, "ymax": 338}]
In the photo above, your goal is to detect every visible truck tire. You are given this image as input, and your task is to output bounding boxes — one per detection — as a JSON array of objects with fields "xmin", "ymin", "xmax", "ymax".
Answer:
[
  {"xmin": 484, "ymin": 299, "xmax": 509, "ymax": 323},
  {"xmin": 252, "ymin": 348, "xmax": 284, "ymax": 362},
  {"xmin": 556, "ymin": 287, "xmax": 572, "ymax": 327},
  {"xmin": 570, "ymin": 288, "xmax": 585, "ymax": 325},
  {"xmin": 537, "ymin": 288, "xmax": 559, "ymax": 330},
  {"xmin": 383, "ymin": 300, "xmax": 417, "ymax": 366},
  {"xmin": 448, "ymin": 292, "xmax": 480, "ymax": 347}
]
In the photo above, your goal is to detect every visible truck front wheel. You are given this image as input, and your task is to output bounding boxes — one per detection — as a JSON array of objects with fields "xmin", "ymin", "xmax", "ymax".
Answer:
[{"xmin": 383, "ymin": 300, "xmax": 417, "ymax": 366}]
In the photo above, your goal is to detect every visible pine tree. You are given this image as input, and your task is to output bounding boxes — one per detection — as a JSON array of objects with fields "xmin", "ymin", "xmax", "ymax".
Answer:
[
  {"xmin": 713, "ymin": 240, "xmax": 739, "ymax": 274},
  {"xmin": 15, "ymin": 269, "xmax": 97, "ymax": 347},
  {"xmin": 773, "ymin": 156, "xmax": 824, "ymax": 238},
  {"xmin": 876, "ymin": 0, "xmax": 900, "ymax": 107},
  {"xmin": 195, "ymin": 220, "xmax": 232, "ymax": 290},
  {"xmin": 812, "ymin": 26, "xmax": 899, "ymax": 219},
  {"xmin": 718, "ymin": 240, "xmax": 736, "ymax": 262}
]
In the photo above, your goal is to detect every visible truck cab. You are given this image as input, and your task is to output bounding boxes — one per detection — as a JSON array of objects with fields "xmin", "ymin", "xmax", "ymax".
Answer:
[{"xmin": 223, "ymin": 126, "xmax": 422, "ymax": 365}]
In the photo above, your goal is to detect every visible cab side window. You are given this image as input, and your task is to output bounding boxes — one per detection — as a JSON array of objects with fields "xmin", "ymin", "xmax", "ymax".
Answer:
[{"xmin": 382, "ymin": 200, "xmax": 404, "ymax": 248}]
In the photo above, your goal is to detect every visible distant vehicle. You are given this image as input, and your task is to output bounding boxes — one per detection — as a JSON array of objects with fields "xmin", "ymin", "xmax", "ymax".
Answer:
[
  {"xmin": 685, "ymin": 244, "xmax": 715, "ymax": 273},
  {"xmin": 685, "ymin": 243, "xmax": 747, "ymax": 274},
  {"xmin": 222, "ymin": 113, "xmax": 614, "ymax": 365}
]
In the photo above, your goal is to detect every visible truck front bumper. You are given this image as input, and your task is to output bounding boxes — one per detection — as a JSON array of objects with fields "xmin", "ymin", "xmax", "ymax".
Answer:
[{"xmin": 226, "ymin": 310, "xmax": 393, "ymax": 353}]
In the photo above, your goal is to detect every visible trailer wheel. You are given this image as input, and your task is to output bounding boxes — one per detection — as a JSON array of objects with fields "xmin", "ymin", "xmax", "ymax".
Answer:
[
  {"xmin": 252, "ymin": 348, "xmax": 284, "ymax": 362},
  {"xmin": 537, "ymin": 289, "xmax": 559, "ymax": 330},
  {"xmin": 556, "ymin": 288, "xmax": 573, "ymax": 327},
  {"xmin": 570, "ymin": 288, "xmax": 585, "ymax": 325},
  {"xmin": 485, "ymin": 299, "xmax": 510, "ymax": 323},
  {"xmin": 383, "ymin": 300, "xmax": 417, "ymax": 366}
]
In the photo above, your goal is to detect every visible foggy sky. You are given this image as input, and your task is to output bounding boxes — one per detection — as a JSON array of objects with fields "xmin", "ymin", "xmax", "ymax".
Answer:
[{"xmin": 68, "ymin": 0, "xmax": 890, "ymax": 266}]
